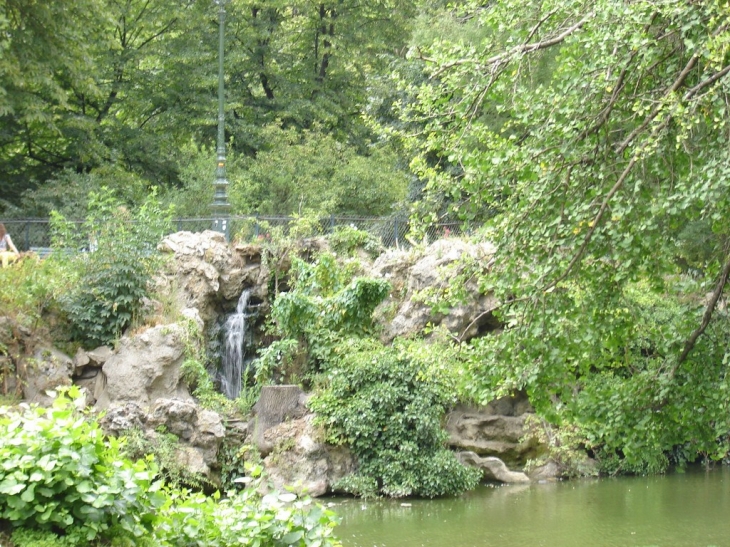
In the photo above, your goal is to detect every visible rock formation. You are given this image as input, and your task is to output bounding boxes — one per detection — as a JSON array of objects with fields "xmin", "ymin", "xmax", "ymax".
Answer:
[
  {"xmin": 100, "ymin": 398, "xmax": 225, "ymax": 481},
  {"xmin": 262, "ymin": 415, "xmax": 356, "ymax": 497},
  {"xmin": 371, "ymin": 239, "xmax": 500, "ymax": 342},
  {"xmin": 94, "ymin": 323, "xmax": 192, "ymax": 410},
  {"xmin": 445, "ymin": 392, "xmax": 542, "ymax": 469},
  {"xmin": 457, "ymin": 451, "xmax": 530, "ymax": 483},
  {"xmin": 157, "ymin": 231, "xmax": 267, "ymax": 328}
]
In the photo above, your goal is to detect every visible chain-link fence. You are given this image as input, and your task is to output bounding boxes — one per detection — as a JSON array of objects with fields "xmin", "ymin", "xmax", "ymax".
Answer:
[{"xmin": 1, "ymin": 215, "xmax": 468, "ymax": 252}]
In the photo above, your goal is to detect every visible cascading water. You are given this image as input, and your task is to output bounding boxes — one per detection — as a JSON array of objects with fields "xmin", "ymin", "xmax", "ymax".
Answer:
[{"xmin": 221, "ymin": 289, "xmax": 253, "ymax": 399}]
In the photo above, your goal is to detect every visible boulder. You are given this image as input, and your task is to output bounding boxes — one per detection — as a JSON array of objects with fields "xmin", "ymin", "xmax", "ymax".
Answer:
[
  {"xmin": 371, "ymin": 239, "xmax": 500, "ymax": 342},
  {"xmin": 262, "ymin": 415, "xmax": 356, "ymax": 497},
  {"xmin": 157, "ymin": 231, "xmax": 267, "ymax": 328},
  {"xmin": 21, "ymin": 346, "xmax": 74, "ymax": 405},
  {"xmin": 100, "ymin": 398, "xmax": 225, "ymax": 480},
  {"xmin": 251, "ymin": 385, "xmax": 309, "ymax": 455},
  {"xmin": 94, "ymin": 323, "xmax": 192, "ymax": 410},
  {"xmin": 457, "ymin": 451, "xmax": 530, "ymax": 483},
  {"xmin": 445, "ymin": 393, "xmax": 543, "ymax": 468}
]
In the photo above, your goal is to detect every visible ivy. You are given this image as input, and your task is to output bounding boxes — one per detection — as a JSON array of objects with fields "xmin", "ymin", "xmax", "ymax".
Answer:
[{"xmin": 310, "ymin": 338, "xmax": 480, "ymax": 498}]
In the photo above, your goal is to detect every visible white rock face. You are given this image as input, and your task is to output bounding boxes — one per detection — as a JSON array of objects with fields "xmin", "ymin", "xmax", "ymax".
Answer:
[
  {"xmin": 157, "ymin": 231, "xmax": 267, "ymax": 328},
  {"xmin": 95, "ymin": 323, "xmax": 192, "ymax": 410},
  {"xmin": 371, "ymin": 239, "xmax": 500, "ymax": 342},
  {"xmin": 457, "ymin": 451, "xmax": 531, "ymax": 483}
]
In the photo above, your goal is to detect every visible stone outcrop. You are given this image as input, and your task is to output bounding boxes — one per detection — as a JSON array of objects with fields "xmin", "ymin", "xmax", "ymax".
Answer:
[
  {"xmin": 21, "ymin": 346, "xmax": 74, "ymax": 405},
  {"xmin": 247, "ymin": 385, "xmax": 355, "ymax": 497},
  {"xmin": 72, "ymin": 345, "xmax": 112, "ymax": 406},
  {"xmin": 262, "ymin": 415, "xmax": 356, "ymax": 497},
  {"xmin": 157, "ymin": 231, "xmax": 267, "ymax": 327},
  {"xmin": 250, "ymin": 385, "xmax": 309, "ymax": 456},
  {"xmin": 457, "ymin": 451, "xmax": 530, "ymax": 483},
  {"xmin": 371, "ymin": 239, "xmax": 500, "ymax": 342},
  {"xmin": 100, "ymin": 398, "xmax": 225, "ymax": 480},
  {"xmin": 446, "ymin": 392, "xmax": 543, "ymax": 469},
  {"xmin": 95, "ymin": 323, "xmax": 192, "ymax": 410}
]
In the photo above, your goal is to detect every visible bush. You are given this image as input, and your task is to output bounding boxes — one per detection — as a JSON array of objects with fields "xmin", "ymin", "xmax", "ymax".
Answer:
[
  {"xmin": 0, "ymin": 387, "xmax": 163, "ymax": 543},
  {"xmin": 154, "ymin": 467, "xmax": 342, "ymax": 547},
  {"xmin": 310, "ymin": 338, "xmax": 481, "ymax": 498},
  {"xmin": 50, "ymin": 187, "xmax": 173, "ymax": 347}
]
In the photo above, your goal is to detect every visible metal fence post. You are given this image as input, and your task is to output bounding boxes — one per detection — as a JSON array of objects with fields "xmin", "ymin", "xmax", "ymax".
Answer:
[{"xmin": 25, "ymin": 222, "xmax": 30, "ymax": 250}]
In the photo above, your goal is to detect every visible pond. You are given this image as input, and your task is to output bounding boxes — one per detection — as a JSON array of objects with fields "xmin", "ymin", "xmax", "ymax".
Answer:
[{"xmin": 332, "ymin": 466, "xmax": 730, "ymax": 547}]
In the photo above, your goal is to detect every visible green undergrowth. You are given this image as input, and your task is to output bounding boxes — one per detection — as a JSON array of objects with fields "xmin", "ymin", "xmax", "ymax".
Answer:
[
  {"xmin": 0, "ymin": 388, "xmax": 343, "ymax": 547},
  {"xmin": 256, "ymin": 251, "xmax": 480, "ymax": 498}
]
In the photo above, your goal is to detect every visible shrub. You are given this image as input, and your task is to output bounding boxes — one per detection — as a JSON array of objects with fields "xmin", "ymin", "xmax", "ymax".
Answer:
[
  {"xmin": 0, "ymin": 387, "xmax": 163, "ymax": 543},
  {"xmin": 310, "ymin": 338, "xmax": 481, "ymax": 498},
  {"xmin": 154, "ymin": 465, "xmax": 342, "ymax": 547},
  {"xmin": 50, "ymin": 187, "xmax": 173, "ymax": 347},
  {"xmin": 328, "ymin": 225, "xmax": 383, "ymax": 258}
]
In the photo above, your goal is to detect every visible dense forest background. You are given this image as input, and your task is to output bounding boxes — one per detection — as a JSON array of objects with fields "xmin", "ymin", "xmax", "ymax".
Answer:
[
  {"xmin": 3, "ymin": 0, "xmax": 730, "ymax": 476},
  {"xmin": 0, "ymin": 0, "xmax": 420, "ymax": 219}
]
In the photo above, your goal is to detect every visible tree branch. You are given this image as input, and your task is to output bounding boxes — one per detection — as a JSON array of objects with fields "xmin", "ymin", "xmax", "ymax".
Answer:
[
  {"xmin": 430, "ymin": 13, "xmax": 593, "ymax": 80},
  {"xmin": 671, "ymin": 253, "xmax": 730, "ymax": 376}
]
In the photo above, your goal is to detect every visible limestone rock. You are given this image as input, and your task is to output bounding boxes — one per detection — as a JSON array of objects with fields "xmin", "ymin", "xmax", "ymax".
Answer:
[
  {"xmin": 251, "ymin": 385, "xmax": 309, "ymax": 455},
  {"xmin": 528, "ymin": 460, "xmax": 561, "ymax": 481},
  {"xmin": 94, "ymin": 323, "xmax": 192, "ymax": 410},
  {"xmin": 100, "ymin": 399, "xmax": 225, "ymax": 480},
  {"xmin": 22, "ymin": 346, "xmax": 74, "ymax": 405},
  {"xmin": 262, "ymin": 415, "xmax": 356, "ymax": 497},
  {"xmin": 457, "ymin": 451, "xmax": 530, "ymax": 483},
  {"xmin": 157, "ymin": 231, "xmax": 267, "ymax": 328},
  {"xmin": 445, "ymin": 393, "xmax": 543, "ymax": 468},
  {"xmin": 99, "ymin": 402, "xmax": 148, "ymax": 434},
  {"xmin": 86, "ymin": 345, "xmax": 113, "ymax": 366},
  {"xmin": 371, "ymin": 239, "xmax": 500, "ymax": 342}
]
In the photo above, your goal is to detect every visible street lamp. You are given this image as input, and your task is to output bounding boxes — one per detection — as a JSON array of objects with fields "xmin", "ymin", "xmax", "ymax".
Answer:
[{"xmin": 211, "ymin": 0, "xmax": 231, "ymax": 238}]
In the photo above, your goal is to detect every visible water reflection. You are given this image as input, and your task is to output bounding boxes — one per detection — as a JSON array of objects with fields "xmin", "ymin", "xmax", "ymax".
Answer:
[{"xmin": 332, "ymin": 467, "xmax": 730, "ymax": 547}]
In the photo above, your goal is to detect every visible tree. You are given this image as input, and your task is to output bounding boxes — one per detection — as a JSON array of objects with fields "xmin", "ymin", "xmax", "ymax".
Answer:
[{"xmin": 399, "ymin": 0, "xmax": 730, "ymax": 471}]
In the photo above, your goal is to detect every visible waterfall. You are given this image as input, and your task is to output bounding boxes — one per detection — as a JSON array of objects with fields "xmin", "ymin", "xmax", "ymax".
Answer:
[{"xmin": 221, "ymin": 289, "xmax": 253, "ymax": 399}]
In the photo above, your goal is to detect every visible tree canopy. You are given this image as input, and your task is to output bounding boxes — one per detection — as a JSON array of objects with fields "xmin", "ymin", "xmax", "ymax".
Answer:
[
  {"xmin": 398, "ymin": 0, "xmax": 730, "ymax": 471},
  {"xmin": 0, "ymin": 0, "xmax": 415, "ymax": 218}
]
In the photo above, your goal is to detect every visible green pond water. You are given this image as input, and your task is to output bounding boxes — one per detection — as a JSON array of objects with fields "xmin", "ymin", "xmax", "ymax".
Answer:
[{"xmin": 331, "ymin": 467, "xmax": 730, "ymax": 547}]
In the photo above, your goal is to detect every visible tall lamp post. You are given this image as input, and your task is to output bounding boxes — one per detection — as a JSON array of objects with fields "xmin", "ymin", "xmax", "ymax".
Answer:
[{"xmin": 211, "ymin": 0, "xmax": 231, "ymax": 238}]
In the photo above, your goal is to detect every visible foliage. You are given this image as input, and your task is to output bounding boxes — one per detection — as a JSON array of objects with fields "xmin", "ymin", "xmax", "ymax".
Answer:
[
  {"xmin": 229, "ymin": 125, "xmax": 409, "ymax": 217},
  {"xmin": 121, "ymin": 426, "xmax": 213, "ymax": 492},
  {"xmin": 522, "ymin": 415, "xmax": 598, "ymax": 479},
  {"xmin": 310, "ymin": 337, "xmax": 481, "ymax": 498},
  {"xmin": 328, "ymin": 225, "xmax": 384, "ymax": 258},
  {"xmin": 0, "ymin": 387, "xmax": 163, "ymax": 543},
  {"xmin": 50, "ymin": 187, "xmax": 173, "ymax": 347},
  {"xmin": 154, "ymin": 465, "xmax": 342, "ymax": 547},
  {"xmin": 458, "ymin": 278, "xmax": 730, "ymax": 473},
  {"xmin": 0, "ymin": 255, "xmax": 73, "ymax": 331},
  {"xmin": 265, "ymin": 253, "xmax": 390, "ymax": 375},
  {"xmin": 0, "ymin": 0, "xmax": 417, "ymax": 219},
  {"xmin": 0, "ymin": 390, "xmax": 344, "ymax": 547},
  {"xmin": 393, "ymin": 0, "xmax": 730, "ymax": 473}
]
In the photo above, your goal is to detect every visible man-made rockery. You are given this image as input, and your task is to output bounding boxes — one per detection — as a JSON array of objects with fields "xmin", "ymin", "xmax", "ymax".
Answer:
[
  {"xmin": 371, "ymin": 239, "xmax": 501, "ymax": 342},
  {"xmin": 2, "ymin": 231, "xmax": 550, "ymax": 494}
]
